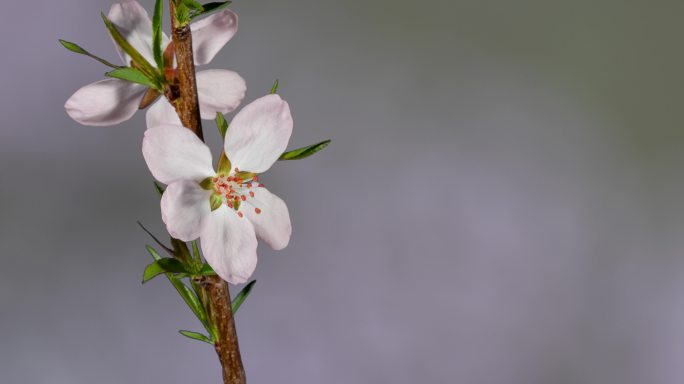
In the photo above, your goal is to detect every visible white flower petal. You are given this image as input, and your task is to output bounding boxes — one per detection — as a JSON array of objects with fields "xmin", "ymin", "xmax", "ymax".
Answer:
[
  {"xmin": 197, "ymin": 70, "xmax": 246, "ymax": 119},
  {"xmin": 224, "ymin": 94, "xmax": 293, "ymax": 173},
  {"xmin": 242, "ymin": 186, "xmax": 291, "ymax": 250},
  {"xmin": 108, "ymin": 0, "xmax": 167, "ymax": 65},
  {"xmin": 191, "ymin": 10, "xmax": 238, "ymax": 65},
  {"xmin": 161, "ymin": 180, "xmax": 212, "ymax": 241},
  {"xmin": 64, "ymin": 79, "xmax": 146, "ymax": 126},
  {"xmin": 142, "ymin": 124, "xmax": 215, "ymax": 184},
  {"xmin": 146, "ymin": 97, "xmax": 182, "ymax": 127},
  {"xmin": 201, "ymin": 205, "xmax": 258, "ymax": 284}
]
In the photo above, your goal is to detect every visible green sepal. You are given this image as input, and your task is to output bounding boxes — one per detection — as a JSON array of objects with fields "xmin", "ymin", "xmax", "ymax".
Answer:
[
  {"xmin": 106, "ymin": 67, "xmax": 159, "ymax": 90},
  {"xmin": 270, "ymin": 79, "xmax": 279, "ymax": 94},
  {"xmin": 145, "ymin": 245, "xmax": 209, "ymax": 328},
  {"xmin": 142, "ymin": 257, "xmax": 190, "ymax": 283},
  {"xmin": 190, "ymin": 1, "xmax": 232, "ymax": 21},
  {"xmin": 200, "ymin": 177, "xmax": 214, "ymax": 190},
  {"xmin": 152, "ymin": 0, "xmax": 164, "ymax": 71},
  {"xmin": 210, "ymin": 194, "xmax": 223, "ymax": 211},
  {"xmin": 217, "ymin": 153, "xmax": 232, "ymax": 175},
  {"xmin": 215, "ymin": 112, "xmax": 228, "ymax": 138},
  {"xmin": 199, "ymin": 263, "xmax": 217, "ymax": 276},
  {"xmin": 101, "ymin": 13, "xmax": 160, "ymax": 80},
  {"xmin": 279, "ymin": 140, "xmax": 331, "ymax": 161},
  {"xmin": 179, "ymin": 330, "xmax": 214, "ymax": 344},
  {"xmin": 231, "ymin": 280, "xmax": 256, "ymax": 314},
  {"xmin": 58, "ymin": 39, "xmax": 122, "ymax": 69},
  {"xmin": 154, "ymin": 181, "xmax": 166, "ymax": 196}
]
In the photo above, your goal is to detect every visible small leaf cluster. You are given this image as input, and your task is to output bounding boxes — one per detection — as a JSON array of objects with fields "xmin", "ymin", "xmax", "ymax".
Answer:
[
  {"xmin": 139, "ymin": 220, "xmax": 256, "ymax": 345},
  {"xmin": 59, "ymin": 0, "xmax": 232, "ymax": 91}
]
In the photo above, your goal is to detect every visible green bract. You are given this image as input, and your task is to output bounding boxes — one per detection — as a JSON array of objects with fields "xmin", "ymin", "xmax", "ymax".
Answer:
[
  {"xmin": 279, "ymin": 140, "xmax": 332, "ymax": 161},
  {"xmin": 58, "ymin": 39, "xmax": 122, "ymax": 69},
  {"xmin": 106, "ymin": 67, "xmax": 160, "ymax": 89},
  {"xmin": 101, "ymin": 12, "xmax": 161, "ymax": 82},
  {"xmin": 152, "ymin": 0, "xmax": 165, "ymax": 71}
]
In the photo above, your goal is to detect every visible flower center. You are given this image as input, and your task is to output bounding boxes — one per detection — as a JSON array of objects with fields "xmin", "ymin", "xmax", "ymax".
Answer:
[{"xmin": 212, "ymin": 168, "xmax": 264, "ymax": 218}]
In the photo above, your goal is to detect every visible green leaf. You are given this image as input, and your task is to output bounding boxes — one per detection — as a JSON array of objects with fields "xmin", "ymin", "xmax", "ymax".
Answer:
[
  {"xmin": 215, "ymin": 112, "xmax": 228, "ymax": 138},
  {"xmin": 142, "ymin": 258, "xmax": 189, "ymax": 283},
  {"xmin": 137, "ymin": 221, "xmax": 174, "ymax": 256},
  {"xmin": 189, "ymin": 1, "xmax": 231, "ymax": 21},
  {"xmin": 183, "ymin": 0, "xmax": 203, "ymax": 9},
  {"xmin": 106, "ymin": 67, "xmax": 159, "ymax": 89},
  {"xmin": 179, "ymin": 330, "xmax": 213, "ymax": 344},
  {"xmin": 152, "ymin": 0, "xmax": 164, "ymax": 71},
  {"xmin": 199, "ymin": 263, "xmax": 216, "ymax": 275},
  {"xmin": 101, "ymin": 13, "xmax": 159, "ymax": 80},
  {"xmin": 270, "ymin": 79, "xmax": 279, "ymax": 94},
  {"xmin": 191, "ymin": 240, "xmax": 201, "ymax": 264},
  {"xmin": 59, "ymin": 39, "xmax": 122, "ymax": 69},
  {"xmin": 279, "ymin": 140, "xmax": 331, "ymax": 161},
  {"xmin": 145, "ymin": 246, "xmax": 209, "ymax": 328},
  {"xmin": 231, "ymin": 280, "xmax": 256, "ymax": 314},
  {"xmin": 154, "ymin": 181, "xmax": 166, "ymax": 196}
]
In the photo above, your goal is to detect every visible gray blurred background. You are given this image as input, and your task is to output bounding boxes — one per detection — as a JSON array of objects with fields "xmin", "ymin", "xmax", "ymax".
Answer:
[{"xmin": 1, "ymin": 0, "xmax": 683, "ymax": 383}]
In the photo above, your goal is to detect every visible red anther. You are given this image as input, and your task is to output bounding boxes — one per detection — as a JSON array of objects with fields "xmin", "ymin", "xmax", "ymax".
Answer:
[
  {"xmin": 240, "ymin": 195, "xmax": 246, "ymax": 201},
  {"xmin": 213, "ymin": 177, "xmax": 218, "ymax": 182},
  {"xmin": 249, "ymin": 191, "xmax": 255, "ymax": 197},
  {"xmin": 255, "ymin": 208, "xmax": 262, "ymax": 214},
  {"xmin": 253, "ymin": 175, "xmax": 259, "ymax": 181},
  {"xmin": 258, "ymin": 183, "xmax": 264, "ymax": 188},
  {"xmin": 227, "ymin": 202, "xmax": 233, "ymax": 208},
  {"xmin": 238, "ymin": 212, "xmax": 244, "ymax": 218}
]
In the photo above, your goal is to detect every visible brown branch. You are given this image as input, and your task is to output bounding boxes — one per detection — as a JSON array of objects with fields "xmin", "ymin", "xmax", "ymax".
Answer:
[
  {"xmin": 169, "ymin": 1, "xmax": 203, "ymax": 140},
  {"xmin": 168, "ymin": 2, "xmax": 245, "ymax": 383},
  {"xmin": 202, "ymin": 275, "xmax": 247, "ymax": 384}
]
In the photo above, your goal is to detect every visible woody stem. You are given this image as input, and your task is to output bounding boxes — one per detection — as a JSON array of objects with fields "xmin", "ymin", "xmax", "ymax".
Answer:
[{"xmin": 168, "ymin": 2, "xmax": 246, "ymax": 384}]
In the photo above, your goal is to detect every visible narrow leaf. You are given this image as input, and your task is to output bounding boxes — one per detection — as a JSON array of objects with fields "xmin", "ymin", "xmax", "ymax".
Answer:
[
  {"xmin": 142, "ymin": 258, "xmax": 189, "ymax": 283},
  {"xmin": 192, "ymin": 1, "xmax": 232, "ymax": 21},
  {"xmin": 279, "ymin": 140, "xmax": 331, "ymax": 161},
  {"xmin": 183, "ymin": 0, "xmax": 203, "ymax": 10},
  {"xmin": 270, "ymin": 79, "xmax": 279, "ymax": 94},
  {"xmin": 137, "ymin": 221, "xmax": 174, "ymax": 256},
  {"xmin": 106, "ymin": 67, "xmax": 158, "ymax": 89},
  {"xmin": 215, "ymin": 112, "xmax": 228, "ymax": 138},
  {"xmin": 199, "ymin": 263, "xmax": 216, "ymax": 276},
  {"xmin": 59, "ymin": 39, "xmax": 122, "ymax": 68},
  {"xmin": 179, "ymin": 330, "xmax": 213, "ymax": 344},
  {"xmin": 152, "ymin": 0, "xmax": 164, "ymax": 71},
  {"xmin": 191, "ymin": 241, "xmax": 201, "ymax": 264},
  {"xmin": 101, "ymin": 13, "xmax": 159, "ymax": 80},
  {"xmin": 231, "ymin": 280, "xmax": 256, "ymax": 314},
  {"xmin": 145, "ymin": 246, "xmax": 209, "ymax": 327}
]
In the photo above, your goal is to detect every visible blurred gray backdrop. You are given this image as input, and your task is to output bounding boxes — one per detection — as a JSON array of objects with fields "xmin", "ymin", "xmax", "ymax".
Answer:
[{"xmin": 1, "ymin": 0, "xmax": 684, "ymax": 383}]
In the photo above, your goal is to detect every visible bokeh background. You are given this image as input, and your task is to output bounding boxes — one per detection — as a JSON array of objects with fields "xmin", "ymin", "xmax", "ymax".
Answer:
[{"xmin": 2, "ymin": 0, "xmax": 684, "ymax": 383}]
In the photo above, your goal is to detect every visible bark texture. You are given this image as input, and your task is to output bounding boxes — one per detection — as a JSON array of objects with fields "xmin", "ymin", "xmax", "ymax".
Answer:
[
  {"xmin": 169, "ymin": 3, "xmax": 246, "ymax": 383},
  {"xmin": 169, "ymin": 2, "xmax": 203, "ymax": 140}
]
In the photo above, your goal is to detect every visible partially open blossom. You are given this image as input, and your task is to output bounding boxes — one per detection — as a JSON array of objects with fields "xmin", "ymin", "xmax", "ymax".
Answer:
[
  {"xmin": 142, "ymin": 94, "xmax": 293, "ymax": 284},
  {"xmin": 65, "ymin": 0, "xmax": 245, "ymax": 127}
]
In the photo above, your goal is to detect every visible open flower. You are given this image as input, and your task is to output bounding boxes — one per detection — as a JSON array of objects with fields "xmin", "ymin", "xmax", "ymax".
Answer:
[
  {"xmin": 142, "ymin": 94, "xmax": 293, "ymax": 284},
  {"xmin": 65, "ymin": 0, "xmax": 245, "ymax": 127}
]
